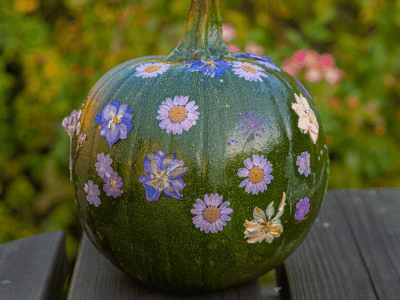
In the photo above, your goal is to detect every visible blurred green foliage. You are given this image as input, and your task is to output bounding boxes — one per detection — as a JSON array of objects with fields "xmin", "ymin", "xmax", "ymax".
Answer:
[{"xmin": 1, "ymin": 0, "xmax": 400, "ymax": 293}]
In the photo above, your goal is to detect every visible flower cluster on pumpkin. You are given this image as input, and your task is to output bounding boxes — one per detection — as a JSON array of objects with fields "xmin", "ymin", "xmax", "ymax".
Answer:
[
  {"xmin": 62, "ymin": 54, "xmax": 320, "ymax": 243},
  {"xmin": 82, "ymin": 153, "xmax": 124, "ymax": 207}
]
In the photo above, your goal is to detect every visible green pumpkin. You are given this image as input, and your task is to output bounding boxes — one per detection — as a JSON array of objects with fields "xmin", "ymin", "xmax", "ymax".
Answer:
[{"xmin": 65, "ymin": 0, "xmax": 329, "ymax": 292}]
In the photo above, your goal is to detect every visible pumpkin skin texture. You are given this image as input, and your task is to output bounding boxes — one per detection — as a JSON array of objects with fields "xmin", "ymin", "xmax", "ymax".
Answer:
[{"xmin": 68, "ymin": 0, "xmax": 329, "ymax": 293}]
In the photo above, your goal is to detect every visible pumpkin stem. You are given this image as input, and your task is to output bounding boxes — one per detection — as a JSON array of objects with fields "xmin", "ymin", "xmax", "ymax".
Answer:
[{"xmin": 167, "ymin": 0, "xmax": 232, "ymax": 61}]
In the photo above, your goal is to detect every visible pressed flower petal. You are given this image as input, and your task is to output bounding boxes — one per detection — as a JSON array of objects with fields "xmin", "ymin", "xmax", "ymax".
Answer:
[
  {"xmin": 118, "ymin": 123, "xmax": 128, "ymax": 139},
  {"xmin": 244, "ymin": 158, "xmax": 253, "ymax": 170},
  {"xmin": 237, "ymin": 167, "xmax": 250, "ymax": 177},
  {"xmin": 239, "ymin": 178, "xmax": 249, "ymax": 188}
]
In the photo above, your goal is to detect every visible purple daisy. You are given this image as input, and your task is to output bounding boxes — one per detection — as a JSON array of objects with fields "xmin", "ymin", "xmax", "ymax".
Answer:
[
  {"xmin": 139, "ymin": 150, "xmax": 188, "ymax": 202},
  {"xmin": 295, "ymin": 197, "xmax": 310, "ymax": 221},
  {"xmin": 238, "ymin": 155, "xmax": 274, "ymax": 195},
  {"xmin": 156, "ymin": 96, "xmax": 199, "ymax": 135},
  {"xmin": 95, "ymin": 101, "xmax": 134, "ymax": 147},
  {"xmin": 103, "ymin": 171, "xmax": 123, "ymax": 198},
  {"xmin": 187, "ymin": 58, "xmax": 232, "ymax": 78},
  {"xmin": 296, "ymin": 151, "xmax": 311, "ymax": 177},
  {"xmin": 191, "ymin": 194, "xmax": 233, "ymax": 233},
  {"xmin": 95, "ymin": 153, "xmax": 113, "ymax": 179},
  {"xmin": 238, "ymin": 111, "xmax": 268, "ymax": 140},
  {"xmin": 236, "ymin": 53, "xmax": 281, "ymax": 71},
  {"xmin": 84, "ymin": 180, "xmax": 101, "ymax": 207},
  {"xmin": 232, "ymin": 61, "xmax": 268, "ymax": 82}
]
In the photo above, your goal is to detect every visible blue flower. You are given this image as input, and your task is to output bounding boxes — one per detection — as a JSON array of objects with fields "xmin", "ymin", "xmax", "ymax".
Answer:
[
  {"xmin": 139, "ymin": 150, "xmax": 188, "ymax": 202},
  {"xmin": 236, "ymin": 53, "xmax": 281, "ymax": 72},
  {"xmin": 95, "ymin": 101, "xmax": 134, "ymax": 147},
  {"xmin": 187, "ymin": 58, "xmax": 232, "ymax": 78}
]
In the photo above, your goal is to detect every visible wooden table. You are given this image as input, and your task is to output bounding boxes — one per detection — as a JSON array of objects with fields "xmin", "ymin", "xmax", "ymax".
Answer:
[{"xmin": 1, "ymin": 189, "xmax": 399, "ymax": 299}]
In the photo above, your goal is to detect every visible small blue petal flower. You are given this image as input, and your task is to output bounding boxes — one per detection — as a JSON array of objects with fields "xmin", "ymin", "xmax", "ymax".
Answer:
[
  {"xmin": 187, "ymin": 58, "xmax": 232, "ymax": 78},
  {"xmin": 236, "ymin": 53, "xmax": 281, "ymax": 72},
  {"xmin": 95, "ymin": 101, "xmax": 134, "ymax": 147},
  {"xmin": 140, "ymin": 150, "xmax": 188, "ymax": 202}
]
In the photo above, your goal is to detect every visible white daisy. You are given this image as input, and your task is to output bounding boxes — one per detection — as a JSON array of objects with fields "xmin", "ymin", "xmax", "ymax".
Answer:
[
  {"xmin": 291, "ymin": 93, "xmax": 319, "ymax": 144},
  {"xmin": 232, "ymin": 62, "xmax": 268, "ymax": 82},
  {"xmin": 135, "ymin": 62, "xmax": 170, "ymax": 79},
  {"xmin": 156, "ymin": 96, "xmax": 199, "ymax": 135}
]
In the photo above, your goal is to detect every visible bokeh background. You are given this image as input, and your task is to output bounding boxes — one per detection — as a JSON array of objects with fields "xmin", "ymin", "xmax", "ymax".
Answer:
[{"xmin": 1, "ymin": 0, "xmax": 400, "ymax": 295}]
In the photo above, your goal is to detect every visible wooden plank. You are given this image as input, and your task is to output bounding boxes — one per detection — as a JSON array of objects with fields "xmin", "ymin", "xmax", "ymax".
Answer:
[
  {"xmin": 67, "ymin": 232, "xmax": 279, "ymax": 300},
  {"xmin": 280, "ymin": 188, "xmax": 400, "ymax": 300},
  {"xmin": 0, "ymin": 230, "xmax": 68, "ymax": 300}
]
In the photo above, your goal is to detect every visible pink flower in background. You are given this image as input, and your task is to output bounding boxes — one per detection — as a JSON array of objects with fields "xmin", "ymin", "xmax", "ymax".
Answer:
[
  {"xmin": 283, "ymin": 49, "xmax": 345, "ymax": 85},
  {"xmin": 222, "ymin": 24, "xmax": 237, "ymax": 42},
  {"xmin": 244, "ymin": 42, "xmax": 265, "ymax": 56},
  {"xmin": 228, "ymin": 44, "xmax": 241, "ymax": 53}
]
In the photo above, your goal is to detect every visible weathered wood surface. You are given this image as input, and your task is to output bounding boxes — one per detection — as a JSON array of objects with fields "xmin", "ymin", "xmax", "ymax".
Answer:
[
  {"xmin": 0, "ymin": 230, "xmax": 68, "ymax": 300},
  {"xmin": 67, "ymin": 232, "xmax": 279, "ymax": 300},
  {"xmin": 281, "ymin": 188, "xmax": 400, "ymax": 300}
]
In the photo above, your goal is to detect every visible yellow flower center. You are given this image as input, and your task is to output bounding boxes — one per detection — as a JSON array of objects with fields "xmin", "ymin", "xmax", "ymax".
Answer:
[
  {"xmin": 248, "ymin": 166, "xmax": 264, "ymax": 183},
  {"xmin": 168, "ymin": 105, "xmax": 188, "ymax": 123},
  {"xmin": 112, "ymin": 116, "xmax": 121, "ymax": 124},
  {"xmin": 144, "ymin": 65, "xmax": 161, "ymax": 73},
  {"xmin": 110, "ymin": 179, "xmax": 117, "ymax": 187},
  {"xmin": 203, "ymin": 206, "xmax": 220, "ymax": 223},
  {"xmin": 242, "ymin": 65, "xmax": 258, "ymax": 74},
  {"xmin": 206, "ymin": 61, "xmax": 216, "ymax": 67}
]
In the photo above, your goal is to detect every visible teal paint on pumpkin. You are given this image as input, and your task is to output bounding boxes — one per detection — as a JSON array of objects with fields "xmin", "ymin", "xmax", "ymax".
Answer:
[{"xmin": 69, "ymin": 0, "xmax": 330, "ymax": 292}]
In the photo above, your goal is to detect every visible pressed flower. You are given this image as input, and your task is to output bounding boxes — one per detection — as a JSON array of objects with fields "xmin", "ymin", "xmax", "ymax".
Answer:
[
  {"xmin": 238, "ymin": 155, "xmax": 273, "ymax": 195},
  {"xmin": 238, "ymin": 111, "xmax": 268, "ymax": 140},
  {"xmin": 103, "ymin": 171, "xmax": 123, "ymax": 198},
  {"xmin": 139, "ymin": 150, "xmax": 188, "ymax": 202},
  {"xmin": 62, "ymin": 109, "xmax": 82, "ymax": 180},
  {"xmin": 156, "ymin": 96, "xmax": 199, "ymax": 135},
  {"xmin": 191, "ymin": 194, "xmax": 233, "ymax": 233},
  {"xmin": 187, "ymin": 58, "xmax": 232, "ymax": 78},
  {"xmin": 95, "ymin": 100, "xmax": 134, "ymax": 147},
  {"xmin": 295, "ymin": 197, "xmax": 310, "ymax": 221},
  {"xmin": 84, "ymin": 180, "xmax": 101, "ymax": 207},
  {"xmin": 244, "ymin": 192, "xmax": 286, "ymax": 243},
  {"xmin": 296, "ymin": 151, "xmax": 311, "ymax": 177},
  {"xmin": 62, "ymin": 109, "xmax": 82, "ymax": 137},
  {"xmin": 236, "ymin": 53, "xmax": 281, "ymax": 72},
  {"xmin": 95, "ymin": 153, "xmax": 113, "ymax": 179},
  {"xmin": 76, "ymin": 133, "xmax": 87, "ymax": 151},
  {"xmin": 135, "ymin": 62, "xmax": 170, "ymax": 78},
  {"xmin": 232, "ymin": 62, "xmax": 268, "ymax": 82},
  {"xmin": 291, "ymin": 93, "xmax": 319, "ymax": 144}
]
